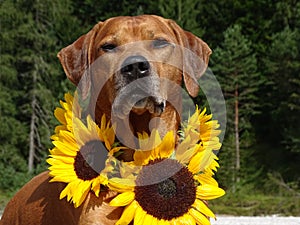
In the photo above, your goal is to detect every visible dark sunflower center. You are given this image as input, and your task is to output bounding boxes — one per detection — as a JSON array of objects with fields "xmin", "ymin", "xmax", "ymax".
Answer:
[
  {"xmin": 157, "ymin": 178, "xmax": 176, "ymax": 198},
  {"xmin": 74, "ymin": 140, "xmax": 107, "ymax": 181},
  {"xmin": 135, "ymin": 158, "xmax": 196, "ymax": 220}
]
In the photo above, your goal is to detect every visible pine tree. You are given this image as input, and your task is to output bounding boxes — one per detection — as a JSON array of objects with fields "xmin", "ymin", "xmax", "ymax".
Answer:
[
  {"xmin": 0, "ymin": 0, "xmax": 80, "ymax": 177},
  {"xmin": 71, "ymin": 0, "xmax": 153, "ymax": 28},
  {"xmin": 261, "ymin": 25, "xmax": 300, "ymax": 184},
  {"xmin": 266, "ymin": 27, "xmax": 300, "ymax": 153},
  {"xmin": 0, "ymin": 0, "xmax": 31, "ymax": 190},
  {"xmin": 157, "ymin": 0, "xmax": 205, "ymax": 36},
  {"xmin": 211, "ymin": 24, "xmax": 263, "ymax": 190}
]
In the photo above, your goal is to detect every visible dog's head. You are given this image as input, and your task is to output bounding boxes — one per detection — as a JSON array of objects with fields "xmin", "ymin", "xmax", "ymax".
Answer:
[{"xmin": 58, "ymin": 15, "xmax": 211, "ymax": 150}]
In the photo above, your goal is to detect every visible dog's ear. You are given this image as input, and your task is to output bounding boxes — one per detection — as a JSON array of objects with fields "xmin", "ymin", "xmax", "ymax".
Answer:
[
  {"xmin": 57, "ymin": 22, "xmax": 103, "ymax": 100},
  {"xmin": 168, "ymin": 20, "xmax": 212, "ymax": 97}
]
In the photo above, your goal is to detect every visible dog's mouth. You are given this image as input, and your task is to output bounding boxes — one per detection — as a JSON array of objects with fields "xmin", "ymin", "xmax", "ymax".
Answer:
[
  {"xmin": 132, "ymin": 96, "xmax": 166, "ymax": 116},
  {"xmin": 112, "ymin": 76, "xmax": 166, "ymax": 119},
  {"xmin": 113, "ymin": 94, "xmax": 166, "ymax": 119}
]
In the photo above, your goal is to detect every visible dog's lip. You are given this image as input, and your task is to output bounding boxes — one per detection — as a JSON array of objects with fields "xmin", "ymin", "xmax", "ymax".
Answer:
[
  {"xmin": 134, "ymin": 98, "xmax": 148, "ymax": 109},
  {"xmin": 132, "ymin": 97, "xmax": 166, "ymax": 116},
  {"xmin": 131, "ymin": 98, "xmax": 148, "ymax": 115},
  {"xmin": 131, "ymin": 107, "xmax": 147, "ymax": 115},
  {"xmin": 113, "ymin": 96, "xmax": 166, "ymax": 118},
  {"xmin": 112, "ymin": 76, "xmax": 165, "ymax": 118}
]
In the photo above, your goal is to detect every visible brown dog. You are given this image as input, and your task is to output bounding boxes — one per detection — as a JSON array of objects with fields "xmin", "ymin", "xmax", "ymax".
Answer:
[{"xmin": 0, "ymin": 15, "xmax": 211, "ymax": 225}]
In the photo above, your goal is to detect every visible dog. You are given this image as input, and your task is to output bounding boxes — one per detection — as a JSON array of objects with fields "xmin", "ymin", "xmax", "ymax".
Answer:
[{"xmin": 0, "ymin": 15, "xmax": 211, "ymax": 225}]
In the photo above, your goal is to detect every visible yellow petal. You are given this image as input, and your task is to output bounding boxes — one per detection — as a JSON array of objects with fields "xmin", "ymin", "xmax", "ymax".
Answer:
[
  {"xmin": 194, "ymin": 173, "xmax": 218, "ymax": 186},
  {"xmin": 52, "ymin": 141, "xmax": 78, "ymax": 156},
  {"xmin": 47, "ymin": 155, "xmax": 74, "ymax": 164},
  {"xmin": 48, "ymin": 166, "xmax": 75, "ymax": 174},
  {"xmin": 188, "ymin": 150, "xmax": 205, "ymax": 174},
  {"xmin": 91, "ymin": 177, "xmax": 104, "ymax": 197},
  {"xmin": 105, "ymin": 125, "xmax": 116, "ymax": 148},
  {"xmin": 189, "ymin": 208, "xmax": 210, "ymax": 225},
  {"xmin": 180, "ymin": 213, "xmax": 196, "ymax": 225},
  {"xmin": 100, "ymin": 114, "xmax": 107, "ymax": 131},
  {"xmin": 72, "ymin": 117, "xmax": 93, "ymax": 145},
  {"xmin": 156, "ymin": 131, "xmax": 175, "ymax": 159},
  {"xmin": 54, "ymin": 107, "xmax": 67, "ymax": 125},
  {"xmin": 108, "ymin": 178, "xmax": 135, "ymax": 192},
  {"xmin": 56, "ymin": 130, "xmax": 76, "ymax": 143},
  {"xmin": 147, "ymin": 130, "xmax": 161, "ymax": 150},
  {"xmin": 59, "ymin": 182, "xmax": 72, "ymax": 200},
  {"xmin": 133, "ymin": 150, "xmax": 152, "ymax": 166},
  {"xmin": 157, "ymin": 219, "xmax": 168, "ymax": 225},
  {"xmin": 198, "ymin": 152, "xmax": 217, "ymax": 173},
  {"xmin": 176, "ymin": 136, "xmax": 193, "ymax": 162},
  {"xmin": 116, "ymin": 200, "xmax": 138, "ymax": 225},
  {"xmin": 149, "ymin": 216, "xmax": 158, "ymax": 225},
  {"xmin": 134, "ymin": 206, "xmax": 146, "ymax": 225},
  {"xmin": 49, "ymin": 146, "xmax": 67, "ymax": 156},
  {"xmin": 143, "ymin": 214, "xmax": 156, "ymax": 225},
  {"xmin": 193, "ymin": 199, "xmax": 215, "ymax": 219},
  {"xmin": 47, "ymin": 164, "xmax": 74, "ymax": 170},
  {"xmin": 188, "ymin": 150, "xmax": 217, "ymax": 174},
  {"xmin": 86, "ymin": 116, "xmax": 102, "ymax": 141},
  {"xmin": 73, "ymin": 180, "xmax": 91, "ymax": 208},
  {"xmin": 110, "ymin": 191, "xmax": 135, "ymax": 207},
  {"xmin": 177, "ymin": 142, "xmax": 198, "ymax": 164},
  {"xmin": 49, "ymin": 173, "xmax": 77, "ymax": 183},
  {"xmin": 64, "ymin": 92, "xmax": 74, "ymax": 103},
  {"xmin": 196, "ymin": 184, "xmax": 225, "ymax": 200}
]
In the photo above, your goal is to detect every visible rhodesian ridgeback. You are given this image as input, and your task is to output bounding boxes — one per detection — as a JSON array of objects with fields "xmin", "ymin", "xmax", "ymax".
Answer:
[{"xmin": 1, "ymin": 15, "xmax": 211, "ymax": 225}]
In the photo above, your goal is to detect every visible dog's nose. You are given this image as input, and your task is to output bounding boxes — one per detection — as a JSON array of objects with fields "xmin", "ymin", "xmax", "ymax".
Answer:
[{"xmin": 121, "ymin": 55, "xmax": 150, "ymax": 79}]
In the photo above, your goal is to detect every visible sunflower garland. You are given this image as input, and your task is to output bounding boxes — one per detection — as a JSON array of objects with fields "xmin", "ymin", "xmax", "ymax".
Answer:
[
  {"xmin": 47, "ymin": 92, "xmax": 225, "ymax": 224},
  {"xmin": 107, "ymin": 109, "xmax": 225, "ymax": 225}
]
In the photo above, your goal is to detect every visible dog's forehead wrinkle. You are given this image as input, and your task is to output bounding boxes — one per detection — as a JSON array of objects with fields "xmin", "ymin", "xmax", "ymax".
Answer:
[
  {"xmin": 101, "ymin": 17, "xmax": 173, "ymax": 44},
  {"xmin": 101, "ymin": 35, "xmax": 118, "ymax": 45}
]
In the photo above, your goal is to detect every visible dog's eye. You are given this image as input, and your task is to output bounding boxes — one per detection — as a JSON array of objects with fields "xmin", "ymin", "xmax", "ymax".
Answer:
[
  {"xmin": 152, "ymin": 39, "xmax": 170, "ymax": 49},
  {"xmin": 100, "ymin": 43, "xmax": 117, "ymax": 52}
]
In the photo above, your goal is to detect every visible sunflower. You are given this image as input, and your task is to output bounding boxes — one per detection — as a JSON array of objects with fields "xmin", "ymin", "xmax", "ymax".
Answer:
[
  {"xmin": 183, "ymin": 106, "xmax": 222, "ymax": 152},
  {"xmin": 52, "ymin": 92, "xmax": 81, "ymax": 136},
  {"xmin": 47, "ymin": 93, "xmax": 117, "ymax": 208},
  {"xmin": 108, "ymin": 108, "xmax": 225, "ymax": 225}
]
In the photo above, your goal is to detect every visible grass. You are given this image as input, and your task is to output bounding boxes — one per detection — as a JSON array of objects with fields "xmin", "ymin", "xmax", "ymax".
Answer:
[
  {"xmin": 1, "ymin": 188, "xmax": 300, "ymax": 217},
  {"xmin": 0, "ymin": 190, "xmax": 15, "ymax": 213},
  {"xmin": 1, "ymin": 191, "xmax": 299, "ymax": 216},
  {"xmin": 210, "ymin": 192, "xmax": 300, "ymax": 216}
]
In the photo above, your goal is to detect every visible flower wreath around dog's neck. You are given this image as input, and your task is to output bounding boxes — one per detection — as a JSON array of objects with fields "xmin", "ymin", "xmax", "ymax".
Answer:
[{"xmin": 47, "ymin": 92, "xmax": 225, "ymax": 224}]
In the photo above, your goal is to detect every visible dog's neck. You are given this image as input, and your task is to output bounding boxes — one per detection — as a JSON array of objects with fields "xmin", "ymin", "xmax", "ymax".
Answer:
[
  {"xmin": 129, "ymin": 111, "xmax": 152, "ymax": 134},
  {"xmin": 92, "ymin": 102, "xmax": 179, "ymax": 162}
]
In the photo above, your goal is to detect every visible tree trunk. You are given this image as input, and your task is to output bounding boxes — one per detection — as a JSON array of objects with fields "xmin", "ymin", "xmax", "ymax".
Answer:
[
  {"xmin": 234, "ymin": 84, "xmax": 240, "ymax": 184},
  {"xmin": 28, "ymin": 72, "xmax": 37, "ymax": 173}
]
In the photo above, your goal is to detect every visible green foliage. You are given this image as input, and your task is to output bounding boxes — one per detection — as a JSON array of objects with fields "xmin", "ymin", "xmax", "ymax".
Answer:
[
  {"xmin": 211, "ymin": 24, "xmax": 263, "ymax": 189},
  {"xmin": 157, "ymin": 0, "xmax": 205, "ymax": 36},
  {"xmin": 212, "ymin": 24, "xmax": 262, "ymax": 118},
  {"xmin": 0, "ymin": 0, "xmax": 79, "ymax": 185},
  {"xmin": 210, "ymin": 191, "xmax": 300, "ymax": 216},
  {"xmin": 265, "ymin": 27, "xmax": 300, "ymax": 153}
]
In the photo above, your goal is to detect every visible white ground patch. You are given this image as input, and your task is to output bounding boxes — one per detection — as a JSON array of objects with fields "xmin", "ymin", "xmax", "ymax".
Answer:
[{"xmin": 211, "ymin": 215, "xmax": 300, "ymax": 225}]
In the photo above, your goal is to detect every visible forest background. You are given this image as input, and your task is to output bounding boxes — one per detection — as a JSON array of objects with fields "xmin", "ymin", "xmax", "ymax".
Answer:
[{"xmin": 0, "ymin": 0, "xmax": 299, "ymax": 216}]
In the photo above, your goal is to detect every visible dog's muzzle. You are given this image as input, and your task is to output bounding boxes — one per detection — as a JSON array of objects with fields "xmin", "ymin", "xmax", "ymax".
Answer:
[{"xmin": 113, "ymin": 55, "xmax": 166, "ymax": 118}]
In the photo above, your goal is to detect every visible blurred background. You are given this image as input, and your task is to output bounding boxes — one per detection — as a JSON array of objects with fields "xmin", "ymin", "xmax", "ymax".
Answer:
[{"xmin": 0, "ymin": 0, "xmax": 299, "ymax": 216}]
